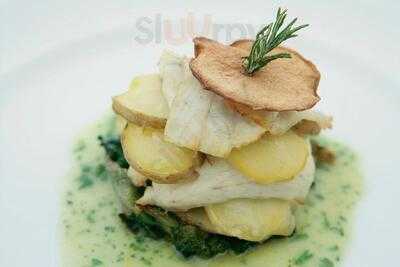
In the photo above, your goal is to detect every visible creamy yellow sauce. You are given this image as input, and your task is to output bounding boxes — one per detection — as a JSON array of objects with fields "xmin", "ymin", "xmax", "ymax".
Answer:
[{"xmin": 60, "ymin": 115, "xmax": 363, "ymax": 267}]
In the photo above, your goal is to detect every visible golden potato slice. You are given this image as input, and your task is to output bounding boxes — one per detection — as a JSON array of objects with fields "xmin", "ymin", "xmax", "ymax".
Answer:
[
  {"xmin": 205, "ymin": 198, "xmax": 295, "ymax": 241},
  {"xmin": 121, "ymin": 123, "xmax": 201, "ymax": 183},
  {"xmin": 227, "ymin": 131, "xmax": 308, "ymax": 184},
  {"xmin": 112, "ymin": 74, "xmax": 169, "ymax": 129}
]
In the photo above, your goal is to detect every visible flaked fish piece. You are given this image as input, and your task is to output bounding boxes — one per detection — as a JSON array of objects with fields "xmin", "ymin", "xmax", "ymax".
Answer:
[
  {"xmin": 226, "ymin": 100, "xmax": 332, "ymax": 135},
  {"xmin": 158, "ymin": 50, "xmax": 187, "ymax": 108},
  {"xmin": 160, "ymin": 51, "xmax": 265, "ymax": 157},
  {"xmin": 137, "ymin": 142, "xmax": 315, "ymax": 211}
]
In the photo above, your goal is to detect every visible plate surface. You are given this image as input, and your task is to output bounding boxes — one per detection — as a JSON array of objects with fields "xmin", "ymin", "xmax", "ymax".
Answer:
[{"xmin": 1, "ymin": 1, "xmax": 399, "ymax": 266}]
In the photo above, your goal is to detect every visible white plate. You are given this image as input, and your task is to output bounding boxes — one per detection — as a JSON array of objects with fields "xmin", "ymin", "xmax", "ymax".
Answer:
[{"xmin": 1, "ymin": 1, "xmax": 399, "ymax": 266}]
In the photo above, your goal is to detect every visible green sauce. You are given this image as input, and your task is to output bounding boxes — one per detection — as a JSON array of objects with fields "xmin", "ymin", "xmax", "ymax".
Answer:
[{"xmin": 60, "ymin": 115, "xmax": 363, "ymax": 267}]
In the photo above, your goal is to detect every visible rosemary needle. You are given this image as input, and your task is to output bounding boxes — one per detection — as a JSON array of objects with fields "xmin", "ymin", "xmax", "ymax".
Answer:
[{"xmin": 242, "ymin": 8, "xmax": 309, "ymax": 75}]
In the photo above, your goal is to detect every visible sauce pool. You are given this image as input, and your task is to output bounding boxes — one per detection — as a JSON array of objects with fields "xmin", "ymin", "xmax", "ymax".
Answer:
[{"xmin": 60, "ymin": 115, "xmax": 363, "ymax": 267}]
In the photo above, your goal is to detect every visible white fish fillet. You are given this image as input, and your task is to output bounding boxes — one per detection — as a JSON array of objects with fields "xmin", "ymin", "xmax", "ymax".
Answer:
[
  {"xmin": 127, "ymin": 167, "xmax": 147, "ymax": 187},
  {"xmin": 158, "ymin": 51, "xmax": 186, "ymax": 108},
  {"xmin": 160, "ymin": 51, "xmax": 265, "ymax": 157},
  {"xmin": 262, "ymin": 110, "xmax": 332, "ymax": 135},
  {"xmin": 198, "ymin": 94, "xmax": 234, "ymax": 157},
  {"xmin": 137, "ymin": 142, "xmax": 315, "ymax": 211},
  {"xmin": 164, "ymin": 77, "xmax": 212, "ymax": 150},
  {"xmin": 231, "ymin": 112, "xmax": 266, "ymax": 148}
]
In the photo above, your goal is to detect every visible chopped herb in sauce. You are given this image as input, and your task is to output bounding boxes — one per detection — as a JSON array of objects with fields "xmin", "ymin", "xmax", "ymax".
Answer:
[
  {"xmin": 322, "ymin": 212, "xmax": 345, "ymax": 236},
  {"xmin": 140, "ymin": 256, "xmax": 152, "ymax": 266},
  {"xmin": 328, "ymin": 245, "xmax": 339, "ymax": 251},
  {"xmin": 319, "ymin": 257, "xmax": 334, "ymax": 267},
  {"xmin": 294, "ymin": 250, "xmax": 314, "ymax": 265},
  {"xmin": 78, "ymin": 174, "xmax": 93, "ymax": 189},
  {"xmin": 91, "ymin": 258, "xmax": 103, "ymax": 266}
]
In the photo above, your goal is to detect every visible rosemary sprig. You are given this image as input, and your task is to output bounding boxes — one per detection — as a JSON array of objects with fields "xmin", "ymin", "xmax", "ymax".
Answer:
[{"xmin": 242, "ymin": 8, "xmax": 309, "ymax": 75}]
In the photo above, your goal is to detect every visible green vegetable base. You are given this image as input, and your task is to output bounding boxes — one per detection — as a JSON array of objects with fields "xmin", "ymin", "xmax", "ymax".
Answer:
[{"xmin": 100, "ymin": 135, "xmax": 256, "ymax": 259}]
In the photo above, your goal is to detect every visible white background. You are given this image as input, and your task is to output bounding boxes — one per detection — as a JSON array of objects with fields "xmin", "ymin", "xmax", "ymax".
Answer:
[{"xmin": 1, "ymin": 1, "xmax": 399, "ymax": 266}]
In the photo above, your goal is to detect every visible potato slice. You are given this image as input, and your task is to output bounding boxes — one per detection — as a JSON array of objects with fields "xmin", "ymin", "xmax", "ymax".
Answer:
[
  {"xmin": 227, "ymin": 131, "xmax": 308, "ymax": 184},
  {"xmin": 121, "ymin": 123, "xmax": 201, "ymax": 183},
  {"xmin": 205, "ymin": 198, "xmax": 295, "ymax": 241},
  {"xmin": 112, "ymin": 74, "xmax": 169, "ymax": 129}
]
